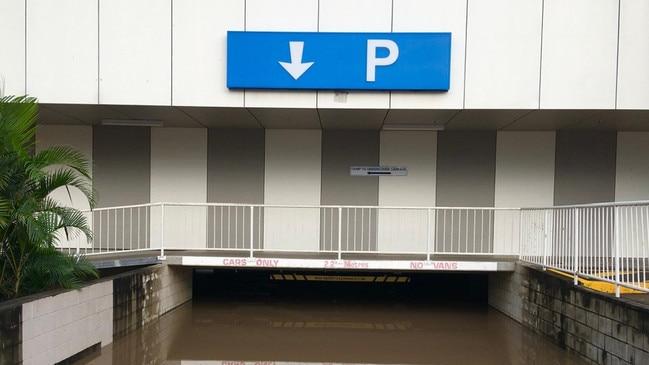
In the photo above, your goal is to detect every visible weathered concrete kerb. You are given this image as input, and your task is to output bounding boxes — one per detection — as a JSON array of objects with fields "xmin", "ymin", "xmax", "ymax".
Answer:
[
  {"xmin": 490, "ymin": 263, "xmax": 649, "ymax": 365},
  {"xmin": 0, "ymin": 263, "xmax": 192, "ymax": 365}
]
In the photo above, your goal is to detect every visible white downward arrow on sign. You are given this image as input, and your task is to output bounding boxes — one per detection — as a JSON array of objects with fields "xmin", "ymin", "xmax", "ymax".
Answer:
[{"xmin": 278, "ymin": 41, "xmax": 314, "ymax": 80}]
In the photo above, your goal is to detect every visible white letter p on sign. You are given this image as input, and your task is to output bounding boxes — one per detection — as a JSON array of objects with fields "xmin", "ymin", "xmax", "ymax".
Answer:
[{"xmin": 366, "ymin": 39, "xmax": 399, "ymax": 82}]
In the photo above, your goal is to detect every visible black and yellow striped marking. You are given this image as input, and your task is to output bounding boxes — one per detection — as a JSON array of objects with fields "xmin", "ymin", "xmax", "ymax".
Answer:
[{"xmin": 270, "ymin": 273, "xmax": 410, "ymax": 283}]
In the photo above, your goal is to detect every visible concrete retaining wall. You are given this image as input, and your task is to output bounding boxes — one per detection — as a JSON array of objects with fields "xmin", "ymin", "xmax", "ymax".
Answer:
[
  {"xmin": 490, "ymin": 263, "xmax": 649, "ymax": 365},
  {"xmin": 0, "ymin": 263, "xmax": 192, "ymax": 365},
  {"xmin": 113, "ymin": 265, "xmax": 192, "ymax": 337},
  {"xmin": 22, "ymin": 281, "xmax": 113, "ymax": 365}
]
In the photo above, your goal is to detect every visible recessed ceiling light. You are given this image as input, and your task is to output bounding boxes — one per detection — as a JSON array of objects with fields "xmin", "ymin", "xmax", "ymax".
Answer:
[
  {"xmin": 382, "ymin": 124, "xmax": 444, "ymax": 131},
  {"xmin": 101, "ymin": 119, "xmax": 164, "ymax": 127}
]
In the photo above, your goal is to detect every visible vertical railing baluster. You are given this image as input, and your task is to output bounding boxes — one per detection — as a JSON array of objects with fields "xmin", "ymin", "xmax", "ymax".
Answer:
[
  {"xmin": 135, "ymin": 207, "xmax": 138, "ymax": 250},
  {"xmin": 574, "ymin": 208, "xmax": 580, "ymax": 285},
  {"xmin": 250, "ymin": 206, "xmax": 254, "ymax": 258},
  {"xmin": 99, "ymin": 210, "xmax": 102, "ymax": 254},
  {"xmin": 641, "ymin": 206, "xmax": 649, "ymax": 289},
  {"xmin": 543, "ymin": 210, "xmax": 549, "ymax": 270},
  {"xmin": 361, "ymin": 208, "xmax": 365, "ymax": 252},
  {"xmin": 450, "ymin": 210, "xmax": 454, "ymax": 253},
  {"xmin": 145, "ymin": 206, "xmax": 149, "ymax": 250},
  {"xmin": 426, "ymin": 209, "xmax": 431, "ymax": 261},
  {"xmin": 338, "ymin": 207, "xmax": 342, "ymax": 260},
  {"xmin": 614, "ymin": 205, "xmax": 620, "ymax": 297},
  {"xmin": 442, "ymin": 209, "xmax": 447, "ymax": 253},
  {"xmin": 160, "ymin": 203, "xmax": 165, "ymax": 259},
  {"xmin": 128, "ymin": 207, "xmax": 133, "ymax": 250}
]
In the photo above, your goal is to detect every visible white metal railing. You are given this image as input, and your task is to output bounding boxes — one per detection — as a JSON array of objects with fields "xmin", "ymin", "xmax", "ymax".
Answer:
[
  {"xmin": 59, "ymin": 203, "xmax": 156, "ymax": 256},
  {"xmin": 59, "ymin": 203, "xmax": 521, "ymax": 260},
  {"xmin": 520, "ymin": 201, "xmax": 649, "ymax": 297},
  {"xmin": 58, "ymin": 201, "xmax": 649, "ymax": 297}
]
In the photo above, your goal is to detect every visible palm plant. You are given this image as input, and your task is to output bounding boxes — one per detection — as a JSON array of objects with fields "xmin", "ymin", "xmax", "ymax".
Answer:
[{"xmin": 0, "ymin": 95, "xmax": 98, "ymax": 300}]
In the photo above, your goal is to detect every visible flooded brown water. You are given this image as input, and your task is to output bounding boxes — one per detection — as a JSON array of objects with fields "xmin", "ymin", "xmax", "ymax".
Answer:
[{"xmin": 76, "ymin": 271, "xmax": 590, "ymax": 365}]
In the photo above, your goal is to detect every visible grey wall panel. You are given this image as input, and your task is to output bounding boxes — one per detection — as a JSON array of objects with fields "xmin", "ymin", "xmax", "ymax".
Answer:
[
  {"xmin": 436, "ymin": 131, "xmax": 497, "ymax": 207},
  {"xmin": 321, "ymin": 130, "xmax": 379, "ymax": 205},
  {"xmin": 321, "ymin": 130, "xmax": 379, "ymax": 251},
  {"xmin": 554, "ymin": 131, "xmax": 617, "ymax": 205},
  {"xmin": 435, "ymin": 132, "xmax": 496, "ymax": 253},
  {"xmin": 207, "ymin": 129, "xmax": 265, "ymax": 204},
  {"xmin": 93, "ymin": 126, "xmax": 150, "ymax": 208}
]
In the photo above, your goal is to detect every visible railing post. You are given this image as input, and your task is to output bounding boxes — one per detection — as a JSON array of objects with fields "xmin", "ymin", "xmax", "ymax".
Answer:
[
  {"xmin": 338, "ymin": 207, "xmax": 342, "ymax": 261},
  {"xmin": 573, "ymin": 208, "xmax": 580, "ymax": 286},
  {"xmin": 517, "ymin": 209, "xmax": 523, "ymax": 260},
  {"xmin": 250, "ymin": 206, "xmax": 254, "ymax": 258},
  {"xmin": 426, "ymin": 209, "xmax": 432, "ymax": 261},
  {"xmin": 543, "ymin": 210, "xmax": 549, "ymax": 270},
  {"xmin": 159, "ymin": 203, "xmax": 166, "ymax": 260},
  {"xmin": 615, "ymin": 206, "xmax": 621, "ymax": 297},
  {"xmin": 75, "ymin": 228, "xmax": 81, "ymax": 256},
  {"xmin": 98, "ymin": 210, "xmax": 102, "ymax": 255},
  {"xmin": 86, "ymin": 210, "xmax": 92, "ymax": 256}
]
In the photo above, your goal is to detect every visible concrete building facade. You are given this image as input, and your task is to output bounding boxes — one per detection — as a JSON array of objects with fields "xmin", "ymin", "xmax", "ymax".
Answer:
[{"xmin": 1, "ymin": 0, "xmax": 649, "ymax": 212}]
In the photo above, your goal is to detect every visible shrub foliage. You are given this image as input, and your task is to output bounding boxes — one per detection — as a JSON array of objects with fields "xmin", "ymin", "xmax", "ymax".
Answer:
[{"xmin": 0, "ymin": 96, "xmax": 98, "ymax": 300}]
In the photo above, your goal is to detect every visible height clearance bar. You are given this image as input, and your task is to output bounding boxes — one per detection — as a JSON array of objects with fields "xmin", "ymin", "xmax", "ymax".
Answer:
[
  {"xmin": 226, "ymin": 31, "xmax": 451, "ymax": 91},
  {"xmin": 181, "ymin": 256, "xmax": 500, "ymax": 271}
]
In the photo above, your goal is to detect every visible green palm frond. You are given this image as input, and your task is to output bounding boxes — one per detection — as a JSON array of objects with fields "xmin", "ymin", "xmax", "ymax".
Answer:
[
  {"xmin": 37, "ymin": 204, "xmax": 93, "ymax": 242},
  {"xmin": 0, "ymin": 95, "xmax": 99, "ymax": 300},
  {"xmin": 0, "ymin": 95, "xmax": 38, "ymax": 154},
  {"xmin": 32, "ymin": 146, "xmax": 92, "ymax": 179},
  {"xmin": 22, "ymin": 247, "xmax": 99, "ymax": 294},
  {"xmin": 35, "ymin": 169, "xmax": 95, "ymax": 208}
]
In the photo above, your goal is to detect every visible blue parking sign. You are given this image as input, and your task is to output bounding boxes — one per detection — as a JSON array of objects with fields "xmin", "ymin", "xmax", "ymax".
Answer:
[{"xmin": 227, "ymin": 31, "xmax": 451, "ymax": 91}]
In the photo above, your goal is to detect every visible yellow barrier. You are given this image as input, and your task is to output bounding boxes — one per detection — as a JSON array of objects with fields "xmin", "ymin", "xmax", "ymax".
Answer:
[{"xmin": 548, "ymin": 269, "xmax": 646, "ymax": 294}]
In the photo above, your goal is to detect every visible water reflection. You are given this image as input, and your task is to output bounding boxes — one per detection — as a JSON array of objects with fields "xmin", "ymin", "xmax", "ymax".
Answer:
[{"xmin": 76, "ymin": 273, "xmax": 589, "ymax": 365}]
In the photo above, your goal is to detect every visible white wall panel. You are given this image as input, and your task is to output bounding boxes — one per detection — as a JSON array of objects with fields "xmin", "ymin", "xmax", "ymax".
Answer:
[
  {"xmin": 378, "ymin": 131, "xmax": 437, "ymax": 252},
  {"xmin": 0, "ymin": 0, "xmax": 25, "ymax": 96},
  {"xmin": 264, "ymin": 130, "xmax": 321, "ymax": 205},
  {"xmin": 391, "ymin": 0, "xmax": 467, "ymax": 109},
  {"xmin": 319, "ymin": 0, "xmax": 392, "ymax": 32},
  {"xmin": 246, "ymin": 0, "xmax": 318, "ymax": 31},
  {"xmin": 540, "ymin": 0, "xmax": 618, "ymax": 109},
  {"xmin": 100, "ymin": 0, "xmax": 171, "ymax": 105},
  {"xmin": 465, "ymin": 0, "xmax": 542, "ymax": 109},
  {"xmin": 494, "ymin": 132, "xmax": 554, "ymax": 255},
  {"xmin": 244, "ymin": 0, "xmax": 318, "ymax": 108},
  {"xmin": 173, "ymin": 0, "xmax": 244, "ymax": 107},
  {"xmin": 494, "ymin": 132, "xmax": 555, "ymax": 207},
  {"xmin": 27, "ymin": 0, "xmax": 97, "ymax": 103},
  {"xmin": 151, "ymin": 128, "xmax": 207, "ymax": 249},
  {"xmin": 617, "ymin": 0, "xmax": 649, "ymax": 109},
  {"xmin": 264, "ymin": 130, "xmax": 321, "ymax": 250},
  {"xmin": 317, "ymin": 0, "xmax": 391, "ymax": 109},
  {"xmin": 616, "ymin": 132, "xmax": 649, "ymax": 201},
  {"xmin": 151, "ymin": 128, "xmax": 207, "ymax": 203}
]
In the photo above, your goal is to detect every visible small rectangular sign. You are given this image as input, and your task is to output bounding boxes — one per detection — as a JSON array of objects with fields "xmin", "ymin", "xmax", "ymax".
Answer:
[
  {"xmin": 350, "ymin": 166, "xmax": 407, "ymax": 176},
  {"xmin": 227, "ymin": 31, "xmax": 451, "ymax": 91}
]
